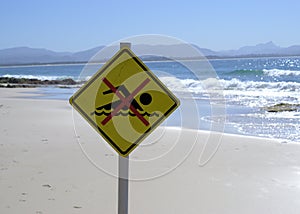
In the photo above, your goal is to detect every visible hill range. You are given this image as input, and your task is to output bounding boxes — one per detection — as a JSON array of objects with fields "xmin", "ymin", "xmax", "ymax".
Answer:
[{"xmin": 1, "ymin": 41, "xmax": 300, "ymax": 65}]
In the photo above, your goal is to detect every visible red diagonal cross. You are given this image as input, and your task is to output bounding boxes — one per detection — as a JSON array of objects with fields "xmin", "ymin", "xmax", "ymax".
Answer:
[{"xmin": 101, "ymin": 77, "xmax": 150, "ymax": 126}]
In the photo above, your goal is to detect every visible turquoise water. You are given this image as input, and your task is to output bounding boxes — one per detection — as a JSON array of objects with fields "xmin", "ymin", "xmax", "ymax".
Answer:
[{"xmin": 1, "ymin": 57, "xmax": 299, "ymax": 142}]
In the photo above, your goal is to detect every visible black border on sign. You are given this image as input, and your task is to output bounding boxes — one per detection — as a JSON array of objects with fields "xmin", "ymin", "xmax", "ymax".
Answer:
[{"xmin": 71, "ymin": 48, "xmax": 179, "ymax": 157}]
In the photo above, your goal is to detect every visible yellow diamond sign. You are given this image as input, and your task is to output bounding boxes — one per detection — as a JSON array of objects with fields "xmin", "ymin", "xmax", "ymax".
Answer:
[{"xmin": 69, "ymin": 46, "xmax": 180, "ymax": 157}]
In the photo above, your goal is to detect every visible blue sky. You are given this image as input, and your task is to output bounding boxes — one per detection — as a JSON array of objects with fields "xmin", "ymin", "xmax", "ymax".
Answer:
[{"xmin": 1, "ymin": 0, "xmax": 299, "ymax": 52}]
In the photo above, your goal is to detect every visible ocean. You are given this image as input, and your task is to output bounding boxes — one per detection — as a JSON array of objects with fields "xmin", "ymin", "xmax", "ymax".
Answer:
[{"xmin": 0, "ymin": 56, "xmax": 299, "ymax": 143}]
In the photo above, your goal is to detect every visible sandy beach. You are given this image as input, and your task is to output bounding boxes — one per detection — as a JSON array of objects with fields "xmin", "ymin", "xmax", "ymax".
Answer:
[{"xmin": 1, "ymin": 88, "xmax": 300, "ymax": 214}]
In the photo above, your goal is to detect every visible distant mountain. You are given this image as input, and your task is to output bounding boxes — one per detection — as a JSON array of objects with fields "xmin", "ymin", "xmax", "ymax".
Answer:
[
  {"xmin": 280, "ymin": 45, "xmax": 300, "ymax": 55},
  {"xmin": 219, "ymin": 41, "xmax": 300, "ymax": 57},
  {"xmin": 0, "ymin": 47, "xmax": 70, "ymax": 64},
  {"xmin": 191, "ymin": 44, "xmax": 218, "ymax": 56},
  {"xmin": 1, "ymin": 42, "xmax": 300, "ymax": 65},
  {"xmin": 0, "ymin": 46, "xmax": 105, "ymax": 65},
  {"xmin": 132, "ymin": 44, "xmax": 216, "ymax": 59},
  {"xmin": 70, "ymin": 46, "xmax": 104, "ymax": 61},
  {"xmin": 0, "ymin": 44, "xmax": 214, "ymax": 65}
]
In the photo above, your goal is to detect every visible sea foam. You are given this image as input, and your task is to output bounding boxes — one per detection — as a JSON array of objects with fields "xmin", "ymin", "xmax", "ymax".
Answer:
[
  {"xmin": 263, "ymin": 69, "xmax": 300, "ymax": 77},
  {"xmin": 1, "ymin": 74, "xmax": 74, "ymax": 81}
]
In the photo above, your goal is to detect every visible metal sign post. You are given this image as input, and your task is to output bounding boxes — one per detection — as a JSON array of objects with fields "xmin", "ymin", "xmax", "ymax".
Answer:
[
  {"xmin": 118, "ymin": 155, "xmax": 129, "ymax": 214},
  {"xmin": 118, "ymin": 42, "xmax": 131, "ymax": 214}
]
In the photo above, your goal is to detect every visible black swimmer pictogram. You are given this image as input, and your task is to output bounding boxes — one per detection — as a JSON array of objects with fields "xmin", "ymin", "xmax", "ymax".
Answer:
[{"xmin": 91, "ymin": 77, "xmax": 158, "ymax": 126}]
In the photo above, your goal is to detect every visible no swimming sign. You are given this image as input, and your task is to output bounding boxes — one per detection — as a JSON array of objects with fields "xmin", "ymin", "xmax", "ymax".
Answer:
[{"xmin": 69, "ymin": 46, "xmax": 180, "ymax": 157}]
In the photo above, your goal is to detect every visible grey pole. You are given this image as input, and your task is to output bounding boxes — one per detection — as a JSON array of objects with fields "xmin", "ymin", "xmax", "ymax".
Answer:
[
  {"xmin": 118, "ymin": 155, "xmax": 129, "ymax": 214},
  {"xmin": 118, "ymin": 42, "xmax": 131, "ymax": 214}
]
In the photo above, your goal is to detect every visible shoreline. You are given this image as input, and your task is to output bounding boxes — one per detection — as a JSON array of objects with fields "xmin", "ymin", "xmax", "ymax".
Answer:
[
  {"xmin": 1, "ymin": 54, "xmax": 300, "ymax": 67},
  {"xmin": 1, "ymin": 87, "xmax": 297, "ymax": 143}
]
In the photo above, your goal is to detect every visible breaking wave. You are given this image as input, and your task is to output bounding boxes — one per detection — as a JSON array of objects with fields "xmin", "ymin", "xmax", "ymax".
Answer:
[
  {"xmin": 263, "ymin": 69, "xmax": 300, "ymax": 77},
  {"xmin": 1, "ymin": 74, "xmax": 75, "ymax": 81},
  {"xmin": 220, "ymin": 78, "xmax": 300, "ymax": 92},
  {"xmin": 227, "ymin": 69, "xmax": 300, "ymax": 77},
  {"xmin": 227, "ymin": 69, "xmax": 263, "ymax": 76},
  {"xmin": 159, "ymin": 76, "xmax": 300, "ymax": 93}
]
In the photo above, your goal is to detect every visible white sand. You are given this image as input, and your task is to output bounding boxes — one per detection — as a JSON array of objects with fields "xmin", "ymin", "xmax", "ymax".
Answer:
[{"xmin": 1, "ymin": 88, "xmax": 300, "ymax": 214}]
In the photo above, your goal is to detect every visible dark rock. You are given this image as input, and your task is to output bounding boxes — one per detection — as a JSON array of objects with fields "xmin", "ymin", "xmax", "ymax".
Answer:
[
  {"xmin": 263, "ymin": 103, "xmax": 300, "ymax": 112},
  {"xmin": 0, "ymin": 77, "xmax": 79, "ymax": 87},
  {"xmin": 42, "ymin": 184, "xmax": 52, "ymax": 188}
]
